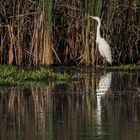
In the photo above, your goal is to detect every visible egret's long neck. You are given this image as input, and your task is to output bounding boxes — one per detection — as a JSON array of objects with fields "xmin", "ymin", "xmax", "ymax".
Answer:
[{"xmin": 96, "ymin": 20, "xmax": 101, "ymax": 43}]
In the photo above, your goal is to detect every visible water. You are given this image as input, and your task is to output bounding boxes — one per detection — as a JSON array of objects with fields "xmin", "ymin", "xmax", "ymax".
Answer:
[{"xmin": 0, "ymin": 67, "xmax": 140, "ymax": 140}]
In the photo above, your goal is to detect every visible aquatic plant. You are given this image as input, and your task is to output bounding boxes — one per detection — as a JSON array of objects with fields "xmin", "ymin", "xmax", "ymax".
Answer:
[
  {"xmin": 107, "ymin": 64, "xmax": 140, "ymax": 71},
  {"xmin": 0, "ymin": 65, "xmax": 71, "ymax": 86}
]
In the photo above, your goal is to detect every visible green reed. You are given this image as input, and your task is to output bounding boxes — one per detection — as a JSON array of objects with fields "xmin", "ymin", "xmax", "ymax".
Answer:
[
  {"xmin": 30, "ymin": 0, "xmax": 53, "ymax": 66},
  {"xmin": 106, "ymin": 0, "xmax": 115, "ymax": 40},
  {"xmin": 81, "ymin": 0, "xmax": 93, "ymax": 65},
  {"xmin": 80, "ymin": 0, "xmax": 104, "ymax": 65},
  {"xmin": 44, "ymin": 0, "xmax": 53, "ymax": 65}
]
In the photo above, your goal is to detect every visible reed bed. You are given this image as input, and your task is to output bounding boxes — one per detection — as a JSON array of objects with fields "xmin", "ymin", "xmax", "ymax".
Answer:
[{"xmin": 0, "ymin": 0, "xmax": 139, "ymax": 66}]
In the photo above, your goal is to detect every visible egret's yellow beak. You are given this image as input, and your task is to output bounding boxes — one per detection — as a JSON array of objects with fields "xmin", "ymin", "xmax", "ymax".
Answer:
[{"xmin": 88, "ymin": 16, "xmax": 95, "ymax": 19}]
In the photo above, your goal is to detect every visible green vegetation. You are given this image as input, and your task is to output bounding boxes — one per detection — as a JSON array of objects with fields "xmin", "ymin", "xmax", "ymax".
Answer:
[
  {"xmin": 106, "ymin": 64, "xmax": 140, "ymax": 71},
  {"xmin": 0, "ymin": 65, "xmax": 71, "ymax": 86}
]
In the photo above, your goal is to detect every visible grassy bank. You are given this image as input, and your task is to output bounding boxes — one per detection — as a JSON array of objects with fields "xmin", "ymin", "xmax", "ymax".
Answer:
[
  {"xmin": 0, "ymin": 65, "xmax": 71, "ymax": 86},
  {"xmin": 0, "ymin": 64, "xmax": 140, "ymax": 87},
  {"xmin": 100, "ymin": 64, "xmax": 140, "ymax": 72}
]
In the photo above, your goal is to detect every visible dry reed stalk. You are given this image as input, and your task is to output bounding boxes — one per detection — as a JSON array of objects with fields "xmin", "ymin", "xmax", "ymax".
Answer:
[
  {"xmin": 7, "ymin": 24, "xmax": 14, "ymax": 65},
  {"xmin": 44, "ymin": 32, "xmax": 53, "ymax": 65},
  {"xmin": 0, "ymin": 36, "xmax": 3, "ymax": 64},
  {"xmin": 85, "ymin": 19, "xmax": 90, "ymax": 65}
]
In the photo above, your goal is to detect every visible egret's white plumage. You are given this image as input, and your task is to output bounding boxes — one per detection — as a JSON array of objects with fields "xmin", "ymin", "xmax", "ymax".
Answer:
[
  {"xmin": 89, "ymin": 16, "xmax": 112, "ymax": 64},
  {"xmin": 98, "ymin": 38, "xmax": 112, "ymax": 64}
]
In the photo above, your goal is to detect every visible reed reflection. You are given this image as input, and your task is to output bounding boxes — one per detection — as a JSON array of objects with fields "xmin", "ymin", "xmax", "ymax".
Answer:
[{"xmin": 0, "ymin": 71, "xmax": 140, "ymax": 140}]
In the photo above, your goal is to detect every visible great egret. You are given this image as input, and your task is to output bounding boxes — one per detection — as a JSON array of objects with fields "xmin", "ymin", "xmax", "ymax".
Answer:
[{"xmin": 89, "ymin": 16, "xmax": 112, "ymax": 64}]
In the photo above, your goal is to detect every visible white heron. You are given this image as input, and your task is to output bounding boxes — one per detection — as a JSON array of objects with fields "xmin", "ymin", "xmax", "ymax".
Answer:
[{"xmin": 89, "ymin": 16, "xmax": 112, "ymax": 65}]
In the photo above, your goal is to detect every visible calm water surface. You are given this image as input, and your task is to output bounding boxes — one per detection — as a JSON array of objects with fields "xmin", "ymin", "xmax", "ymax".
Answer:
[{"xmin": 0, "ymin": 67, "xmax": 140, "ymax": 140}]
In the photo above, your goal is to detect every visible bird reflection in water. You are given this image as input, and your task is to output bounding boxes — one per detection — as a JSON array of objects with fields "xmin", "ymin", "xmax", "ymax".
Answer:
[{"xmin": 95, "ymin": 72, "xmax": 112, "ymax": 135}]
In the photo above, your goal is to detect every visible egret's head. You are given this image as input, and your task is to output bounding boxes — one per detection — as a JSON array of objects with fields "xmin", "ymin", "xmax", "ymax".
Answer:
[{"xmin": 89, "ymin": 16, "xmax": 101, "ymax": 22}]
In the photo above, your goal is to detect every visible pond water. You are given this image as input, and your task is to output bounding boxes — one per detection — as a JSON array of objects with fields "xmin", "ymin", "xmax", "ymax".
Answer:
[{"xmin": 0, "ymin": 67, "xmax": 140, "ymax": 140}]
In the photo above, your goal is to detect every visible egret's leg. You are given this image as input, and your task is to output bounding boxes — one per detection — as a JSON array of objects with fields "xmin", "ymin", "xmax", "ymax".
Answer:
[
  {"xmin": 102, "ymin": 58, "xmax": 108, "ymax": 67},
  {"xmin": 105, "ymin": 59, "xmax": 107, "ymax": 66}
]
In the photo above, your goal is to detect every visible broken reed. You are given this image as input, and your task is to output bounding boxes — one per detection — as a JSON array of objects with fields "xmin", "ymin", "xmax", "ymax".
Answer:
[{"xmin": 0, "ymin": 0, "xmax": 140, "ymax": 66}]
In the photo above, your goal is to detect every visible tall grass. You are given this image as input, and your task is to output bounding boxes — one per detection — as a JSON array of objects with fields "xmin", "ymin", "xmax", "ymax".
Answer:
[
  {"xmin": 29, "ymin": 0, "xmax": 53, "ymax": 66},
  {"xmin": 0, "ymin": 0, "xmax": 54, "ymax": 67},
  {"xmin": 108, "ymin": 0, "xmax": 140, "ymax": 64},
  {"xmin": 81, "ymin": 0, "xmax": 91, "ymax": 65},
  {"xmin": 0, "ymin": 0, "xmax": 139, "ymax": 66}
]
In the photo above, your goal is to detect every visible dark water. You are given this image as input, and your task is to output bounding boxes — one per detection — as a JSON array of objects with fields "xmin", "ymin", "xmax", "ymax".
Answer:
[{"xmin": 0, "ymin": 68, "xmax": 140, "ymax": 140}]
